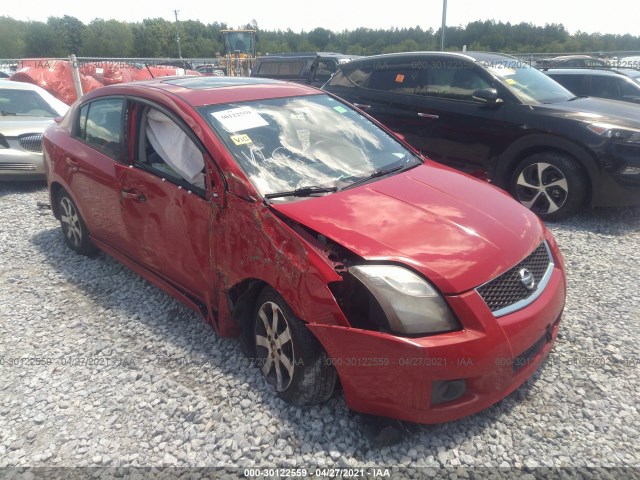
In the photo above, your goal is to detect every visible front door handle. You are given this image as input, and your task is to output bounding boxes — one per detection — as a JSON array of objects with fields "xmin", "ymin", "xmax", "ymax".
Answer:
[
  {"xmin": 418, "ymin": 112, "xmax": 439, "ymax": 119},
  {"xmin": 120, "ymin": 189, "xmax": 146, "ymax": 202}
]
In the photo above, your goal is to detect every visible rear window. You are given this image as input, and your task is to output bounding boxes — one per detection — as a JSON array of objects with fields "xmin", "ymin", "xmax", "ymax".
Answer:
[{"xmin": 257, "ymin": 61, "xmax": 304, "ymax": 76}]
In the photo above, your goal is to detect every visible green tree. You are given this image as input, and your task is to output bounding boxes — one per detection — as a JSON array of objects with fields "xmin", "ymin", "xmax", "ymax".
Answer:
[
  {"xmin": 24, "ymin": 21, "xmax": 65, "ymax": 57},
  {"xmin": 81, "ymin": 19, "xmax": 134, "ymax": 57},
  {"xmin": 132, "ymin": 18, "xmax": 175, "ymax": 57},
  {"xmin": 48, "ymin": 15, "xmax": 86, "ymax": 55},
  {"xmin": 0, "ymin": 17, "xmax": 27, "ymax": 57}
]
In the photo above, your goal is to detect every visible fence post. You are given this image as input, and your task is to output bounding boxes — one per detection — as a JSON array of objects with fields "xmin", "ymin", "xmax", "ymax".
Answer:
[{"xmin": 69, "ymin": 54, "xmax": 83, "ymax": 100}]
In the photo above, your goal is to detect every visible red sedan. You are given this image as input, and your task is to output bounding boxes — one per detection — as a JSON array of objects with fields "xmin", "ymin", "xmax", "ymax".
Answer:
[{"xmin": 43, "ymin": 76, "xmax": 565, "ymax": 424}]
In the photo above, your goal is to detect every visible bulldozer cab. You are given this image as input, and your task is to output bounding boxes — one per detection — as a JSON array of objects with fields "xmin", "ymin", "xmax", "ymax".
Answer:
[
  {"xmin": 220, "ymin": 30, "xmax": 257, "ymax": 77},
  {"xmin": 221, "ymin": 30, "xmax": 256, "ymax": 56}
]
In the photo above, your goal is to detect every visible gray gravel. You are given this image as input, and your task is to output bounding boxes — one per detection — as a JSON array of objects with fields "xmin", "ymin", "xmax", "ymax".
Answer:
[{"xmin": 0, "ymin": 182, "xmax": 639, "ymax": 477}]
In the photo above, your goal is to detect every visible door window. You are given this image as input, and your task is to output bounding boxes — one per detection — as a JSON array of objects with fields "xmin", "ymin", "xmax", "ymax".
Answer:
[
  {"xmin": 367, "ymin": 64, "xmax": 420, "ymax": 94},
  {"xmin": 590, "ymin": 76, "xmax": 620, "ymax": 100},
  {"xmin": 136, "ymin": 106, "xmax": 206, "ymax": 191},
  {"xmin": 76, "ymin": 98, "xmax": 124, "ymax": 158},
  {"xmin": 422, "ymin": 64, "xmax": 491, "ymax": 101}
]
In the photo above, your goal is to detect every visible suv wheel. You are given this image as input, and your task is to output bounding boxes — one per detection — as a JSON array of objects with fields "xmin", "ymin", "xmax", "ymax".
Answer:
[{"xmin": 510, "ymin": 152, "xmax": 587, "ymax": 220}]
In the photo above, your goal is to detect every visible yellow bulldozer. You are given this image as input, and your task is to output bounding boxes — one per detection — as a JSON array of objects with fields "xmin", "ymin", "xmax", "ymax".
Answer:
[{"xmin": 220, "ymin": 29, "xmax": 257, "ymax": 77}]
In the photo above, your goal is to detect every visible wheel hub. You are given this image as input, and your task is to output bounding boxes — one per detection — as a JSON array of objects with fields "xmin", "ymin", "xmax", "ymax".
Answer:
[
  {"xmin": 255, "ymin": 301, "xmax": 295, "ymax": 392},
  {"xmin": 515, "ymin": 162, "xmax": 569, "ymax": 215}
]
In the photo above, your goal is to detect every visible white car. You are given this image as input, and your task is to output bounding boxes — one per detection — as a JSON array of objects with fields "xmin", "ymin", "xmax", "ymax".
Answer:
[{"xmin": 0, "ymin": 80, "xmax": 69, "ymax": 180}]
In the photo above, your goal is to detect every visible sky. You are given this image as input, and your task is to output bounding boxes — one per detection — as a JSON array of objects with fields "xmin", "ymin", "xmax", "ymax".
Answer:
[{"xmin": 3, "ymin": 0, "xmax": 640, "ymax": 36}]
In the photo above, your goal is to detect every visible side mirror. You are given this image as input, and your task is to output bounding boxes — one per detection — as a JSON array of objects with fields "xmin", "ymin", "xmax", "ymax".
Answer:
[{"xmin": 472, "ymin": 88, "xmax": 502, "ymax": 104}]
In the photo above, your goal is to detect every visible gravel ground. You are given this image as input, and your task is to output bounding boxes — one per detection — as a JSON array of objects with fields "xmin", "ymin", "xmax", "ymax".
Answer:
[{"xmin": 0, "ymin": 181, "xmax": 639, "ymax": 479}]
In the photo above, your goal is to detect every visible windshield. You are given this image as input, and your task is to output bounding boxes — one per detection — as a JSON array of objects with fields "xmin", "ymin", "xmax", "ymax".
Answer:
[
  {"xmin": 200, "ymin": 94, "xmax": 421, "ymax": 199},
  {"xmin": 0, "ymin": 88, "xmax": 61, "ymax": 117},
  {"xmin": 482, "ymin": 61, "xmax": 575, "ymax": 104}
]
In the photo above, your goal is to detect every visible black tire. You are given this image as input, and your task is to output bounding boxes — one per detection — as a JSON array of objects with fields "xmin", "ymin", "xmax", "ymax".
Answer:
[
  {"xmin": 509, "ymin": 152, "xmax": 588, "ymax": 221},
  {"xmin": 253, "ymin": 286, "xmax": 337, "ymax": 406},
  {"xmin": 56, "ymin": 190, "xmax": 98, "ymax": 256}
]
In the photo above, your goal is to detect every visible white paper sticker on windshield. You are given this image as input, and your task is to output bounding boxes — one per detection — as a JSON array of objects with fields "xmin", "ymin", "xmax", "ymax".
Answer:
[{"xmin": 212, "ymin": 107, "xmax": 268, "ymax": 132}]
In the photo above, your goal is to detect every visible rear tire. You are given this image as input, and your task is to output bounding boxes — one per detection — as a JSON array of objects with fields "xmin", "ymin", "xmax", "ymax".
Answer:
[
  {"xmin": 509, "ymin": 152, "xmax": 588, "ymax": 220},
  {"xmin": 56, "ymin": 190, "xmax": 98, "ymax": 256},
  {"xmin": 253, "ymin": 286, "xmax": 336, "ymax": 406}
]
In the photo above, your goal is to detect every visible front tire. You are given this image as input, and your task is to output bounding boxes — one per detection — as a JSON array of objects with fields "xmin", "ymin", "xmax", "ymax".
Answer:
[
  {"xmin": 509, "ymin": 152, "xmax": 588, "ymax": 220},
  {"xmin": 253, "ymin": 287, "xmax": 336, "ymax": 406},
  {"xmin": 57, "ymin": 191, "xmax": 98, "ymax": 256}
]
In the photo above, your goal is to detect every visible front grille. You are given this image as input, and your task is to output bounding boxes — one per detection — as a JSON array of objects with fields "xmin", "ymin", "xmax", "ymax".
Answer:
[
  {"xmin": 18, "ymin": 133, "xmax": 43, "ymax": 153},
  {"xmin": 0, "ymin": 163, "xmax": 37, "ymax": 171},
  {"xmin": 476, "ymin": 242, "xmax": 553, "ymax": 317}
]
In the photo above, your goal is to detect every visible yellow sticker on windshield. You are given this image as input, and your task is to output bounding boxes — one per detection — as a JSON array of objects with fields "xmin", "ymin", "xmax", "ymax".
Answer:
[
  {"xmin": 231, "ymin": 134, "xmax": 253, "ymax": 145},
  {"xmin": 505, "ymin": 78, "xmax": 516, "ymax": 84}
]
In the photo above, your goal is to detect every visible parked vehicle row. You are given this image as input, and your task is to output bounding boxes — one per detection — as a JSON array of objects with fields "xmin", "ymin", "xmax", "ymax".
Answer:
[
  {"xmin": 544, "ymin": 67, "xmax": 640, "ymax": 104},
  {"xmin": 250, "ymin": 52, "xmax": 361, "ymax": 87}
]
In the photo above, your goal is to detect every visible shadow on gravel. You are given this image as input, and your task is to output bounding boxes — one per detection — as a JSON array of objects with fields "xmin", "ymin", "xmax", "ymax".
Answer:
[
  {"xmin": 0, "ymin": 180, "xmax": 47, "ymax": 197},
  {"xmin": 546, "ymin": 206, "xmax": 640, "ymax": 235},
  {"xmin": 29, "ymin": 224, "xmax": 551, "ymax": 454}
]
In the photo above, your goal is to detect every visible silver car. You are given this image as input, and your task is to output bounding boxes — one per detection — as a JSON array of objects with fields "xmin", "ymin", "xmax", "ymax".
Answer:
[{"xmin": 0, "ymin": 80, "xmax": 69, "ymax": 180}]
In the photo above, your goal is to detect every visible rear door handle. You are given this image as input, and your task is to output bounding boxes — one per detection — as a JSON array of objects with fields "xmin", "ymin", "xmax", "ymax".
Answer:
[
  {"xmin": 120, "ymin": 189, "xmax": 146, "ymax": 202},
  {"xmin": 418, "ymin": 112, "xmax": 439, "ymax": 119},
  {"xmin": 65, "ymin": 157, "xmax": 79, "ymax": 171}
]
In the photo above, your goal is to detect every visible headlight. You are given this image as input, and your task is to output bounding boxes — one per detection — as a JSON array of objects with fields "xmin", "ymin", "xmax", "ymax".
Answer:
[
  {"xmin": 348, "ymin": 265, "xmax": 460, "ymax": 335},
  {"xmin": 587, "ymin": 122, "xmax": 640, "ymax": 143}
]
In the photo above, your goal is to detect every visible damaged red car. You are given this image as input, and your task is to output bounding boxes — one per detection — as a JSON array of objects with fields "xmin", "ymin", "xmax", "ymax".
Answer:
[{"xmin": 43, "ymin": 76, "xmax": 566, "ymax": 424}]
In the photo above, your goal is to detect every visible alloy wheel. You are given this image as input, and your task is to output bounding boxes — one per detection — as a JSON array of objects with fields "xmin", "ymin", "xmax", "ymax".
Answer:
[
  {"xmin": 515, "ymin": 162, "xmax": 569, "ymax": 215},
  {"xmin": 59, "ymin": 196, "xmax": 83, "ymax": 248},
  {"xmin": 255, "ymin": 301, "xmax": 295, "ymax": 392}
]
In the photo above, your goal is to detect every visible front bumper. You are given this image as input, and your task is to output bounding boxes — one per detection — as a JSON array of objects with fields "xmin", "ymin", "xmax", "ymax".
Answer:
[
  {"xmin": 309, "ymin": 266, "xmax": 565, "ymax": 424},
  {"xmin": 0, "ymin": 150, "xmax": 45, "ymax": 181},
  {"xmin": 592, "ymin": 145, "xmax": 640, "ymax": 207}
]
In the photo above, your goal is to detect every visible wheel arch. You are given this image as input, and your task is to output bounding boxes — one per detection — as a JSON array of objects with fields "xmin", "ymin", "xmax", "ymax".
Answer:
[
  {"xmin": 49, "ymin": 181, "xmax": 66, "ymax": 220},
  {"xmin": 226, "ymin": 278, "xmax": 269, "ymax": 357},
  {"xmin": 494, "ymin": 134, "xmax": 598, "ymax": 204}
]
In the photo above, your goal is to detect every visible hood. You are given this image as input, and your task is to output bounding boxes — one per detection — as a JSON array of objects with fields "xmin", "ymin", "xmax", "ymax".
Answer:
[
  {"xmin": 0, "ymin": 117, "xmax": 55, "ymax": 136},
  {"xmin": 271, "ymin": 164, "xmax": 546, "ymax": 294},
  {"xmin": 536, "ymin": 97, "xmax": 640, "ymax": 129}
]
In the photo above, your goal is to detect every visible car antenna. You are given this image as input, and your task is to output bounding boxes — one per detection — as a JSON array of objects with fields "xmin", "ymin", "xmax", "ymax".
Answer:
[{"xmin": 145, "ymin": 63, "xmax": 156, "ymax": 79}]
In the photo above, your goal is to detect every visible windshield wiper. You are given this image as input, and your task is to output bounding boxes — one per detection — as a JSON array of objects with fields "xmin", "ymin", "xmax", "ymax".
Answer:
[
  {"xmin": 264, "ymin": 185, "xmax": 338, "ymax": 199},
  {"xmin": 344, "ymin": 159, "xmax": 418, "ymax": 190}
]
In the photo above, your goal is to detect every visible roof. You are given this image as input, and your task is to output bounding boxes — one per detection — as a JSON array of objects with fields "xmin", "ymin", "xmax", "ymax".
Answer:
[
  {"xmin": 343, "ymin": 51, "xmax": 518, "ymax": 64},
  {"xmin": 80, "ymin": 75, "xmax": 323, "ymax": 107},
  {"xmin": 545, "ymin": 68, "xmax": 640, "ymax": 79}
]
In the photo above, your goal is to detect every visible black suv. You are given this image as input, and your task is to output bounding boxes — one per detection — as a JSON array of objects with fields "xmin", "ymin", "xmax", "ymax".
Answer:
[
  {"xmin": 544, "ymin": 68, "xmax": 640, "ymax": 104},
  {"xmin": 251, "ymin": 53, "xmax": 359, "ymax": 87},
  {"xmin": 323, "ymin": 51, "xmax": 640, "ymax": 219}
]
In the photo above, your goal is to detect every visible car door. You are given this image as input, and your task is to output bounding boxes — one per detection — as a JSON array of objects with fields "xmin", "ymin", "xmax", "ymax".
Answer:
[
  {"xmin": 334, "ymin": 55, "xmax": 427, "ymax": 136},
  {"xmin": 399, "ymin": 56, "xmax": 514, "ymax": 175},
  {"xmin": 115, "ymin": 100, "xmax": 222, "ymax": 301},
  {"xmin": 65, "ymin": 96, "xmax": 130, "ymax": 251}
]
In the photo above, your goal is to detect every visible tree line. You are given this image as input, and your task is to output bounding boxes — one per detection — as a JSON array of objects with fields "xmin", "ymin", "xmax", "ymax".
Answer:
[{"xmin": 1, "ymin": 15, "xmax": 639, "ymax": 59}]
